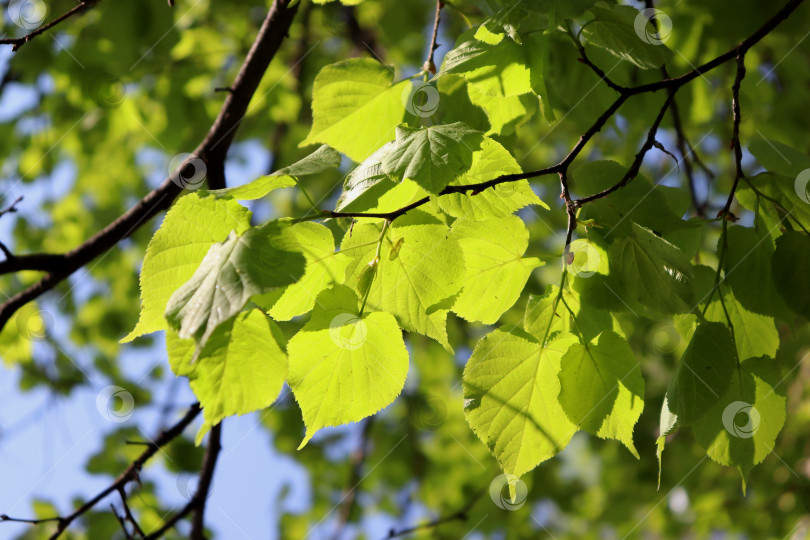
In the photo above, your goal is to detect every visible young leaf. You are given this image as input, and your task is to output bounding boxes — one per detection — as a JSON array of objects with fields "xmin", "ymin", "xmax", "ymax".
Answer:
[
  {"xmin": 206, "ymin": 175, "xmax": 297, "ymax": 201},
  {"xmin": 692, "ymin": 357, "xmax": 786, "ymax": 482},
  {"xmin": 341, "ymin": 211, "xmax": 465, "ymax": 350},
  {"xmin": 450, "ymin": 215, "xmax": 542, "ymax": 324},
  {"xmin": 166, "ymin": 308, "xmax": 287, "ymax": 426},
  {"xmin": 164, "ymin": 223, "xmax": 306, "ymax": 347},
  {"xmin": 463, "ymin": 328, "xmax": 578, "ymax": 480},
  {"xmin": 665, "ymin": 322, "xmax": 737, "ymax": 425},
  {"xmin": 558, "ymin": 331, "xmax": 644, "ymax": 456},
  {"xmin": 723, "ymin": 225, "xmax": 789, "ymax": 318},
  {"xmin": 772, "ymin": 231, "xmax": 810, "ymax": 319},
  {"xmin": 300, "ymin": 58, "xmax": 409, "ymax": 161},
  {"xmin": 287, "ymin": 285, "xmax": 409, "ymax": 448},
  {"xmin": 381, "ymin": 123, "xmax": 483, "ymax": 194},
  {"xmin": 123, "ymin": 193, "xmax": 251, "ymax": 343}
]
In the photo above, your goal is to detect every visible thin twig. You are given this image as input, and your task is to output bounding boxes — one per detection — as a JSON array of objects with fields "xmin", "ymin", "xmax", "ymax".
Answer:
[
  {"xmin": 385, "ymin": 489, "xmax": 485, "ymax": 539},
  {"xmin": 0, "ymin": 403, "xmax": 201, "ymax": 539},
  {"xmin": 721, "ymin": 51, "xmax": 748, "ymax": 217},
  {"xmin": 424, "ymin": 0, "xmax": 443, "ymax": 74},
  {"xmin": 0, "ymin": 0, "xmax": 101, "ymax": 52}
]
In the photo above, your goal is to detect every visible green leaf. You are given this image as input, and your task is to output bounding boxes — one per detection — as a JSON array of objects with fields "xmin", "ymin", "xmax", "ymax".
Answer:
[
  {"xmin": 381, "ymin": 123, "xmax": 483, "ymax": 194},
  {"xmin": 665, "ymin": 322, "xmax": 737, "ymax": 425},
  {"xmin": 207, "ymin": 145, "xmax": 341, "ymax": 201},
  {"xmin": 271, "ymin": 144, "xmax": 342, "ymax": 177},
  {"xmin": 207, "ymin": 175, "xmax": 297, "ymax": 201},
  {"xmin": 450, "ymin": 215, "xmax": 542, "ymax": 324},
  {"xmin": 723, "ymin": 225, "xmax": 789, "ymax": 318},
  {"xmin": 300, "ymin": 58, "xmax": 409, "ymax": 161},
  {"xmin": 558, "ymin": 331, "xmax": 643, "ymax": 457},
  {"xmin": 166, "ymin": 308, "xmax": 287, "ymax": 426},
  {"xmin": 609, "ymin": 223, "xmax": 695, "ymax": 315},
  {"xmin": 341, "ymin": 211, "xmax": 465, "ymax": 350},
  {"xmin": 164, "ymin": 222, "xmax": 306, "ymax": 347},
  {"xmin": 692, "ymin": 357, "xmax": 786, "ymax": 480},
  {"xmin": 582, "ymin": 5, "xmax": 673, "ymax": 69},
  {"xmin": 287, "ymin": 285, "xmax": 409, "ymax": 448},
  {"xmin": 772, "ymin": 231, "xmax": 810, "ymax": 319},
  {"xmin": 704, "ymin": 288, "xmax": 779, "ymax": 361},
  {"xmin": 123, "ymin": 193, "xmax": 251, "ymax": 343},
  {"xmin": 258, "ymin": 222, "xmax": 346, "ymax": 321},
  {"xmin": 438, "ymin": 137, "xmax": 547, "ymax": 220},
  {"xmin": 525, "ymin": 284, "xmax": 617, "ymax": 343},
  {"xmin": 463, "ymin": 328, "xmax": 578, "ymax": 479},
  {"xmin": 748, "ymin": 137, "xmax": 810, "ymax": 178}
]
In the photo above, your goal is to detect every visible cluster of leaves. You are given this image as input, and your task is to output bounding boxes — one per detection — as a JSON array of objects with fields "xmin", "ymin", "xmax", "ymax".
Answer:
[
  {"xmin": 3, "ymin": 0, "xmax": 810, "ymax": 537},
  {"xmin": 120, "ymin": 0, "xmax": 810, "ymax": 494}
]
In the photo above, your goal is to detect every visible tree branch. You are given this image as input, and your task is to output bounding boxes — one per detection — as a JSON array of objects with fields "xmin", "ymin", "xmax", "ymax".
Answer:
[
  {"xmin": 573, "ymin": 93, "xmax": 676, "ymax": 206},
  {"xmin": 0, "ymin": 0, "xmax": 299, "ymax": 334},
  {"xmin": 144, "ymin": 422, "xmax": 222, "ymax": 540},
  {"xmin": 385, "ymin": 489, "xmax": 485, "ymax": 539},
  {"xmin": 0, "ymin": 0, "xmax": 101, "ymax": 52},
  {"xmin": 423, "ymin": 0, "xmax": 443, "ymax": 74},
  {"xmin": 0, "ymin": 403, "xmax": 201, "ymax": 539},
  {"xmin": 721, "ymin": 51, "xmax": 748, "ymax": 217}
]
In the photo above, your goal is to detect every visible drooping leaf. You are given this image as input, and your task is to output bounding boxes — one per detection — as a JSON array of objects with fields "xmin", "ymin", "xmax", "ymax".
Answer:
[
  {"xmin": 123, "ymin": 193, "xmax": 251, "ymax": 342},
  {"xmin": 723, "ymin": 225, "xmax": 789, "ymax": 318},
  {"xmin": 450, "ymin": 215, "xmax": 542, "ymax": 324},
  {"xmin": 772, "ymin": 231, "xmax": 810, "ymax": 319},
  {"xmin": 286, "ymin": 285, "xmax": 409, "ymax": 448},
  {"xmin": 665, "ymin": 322, "xmax": 737, "ymax": 425},
  {"xmin": 692, "ymin": 357, "xmax": 786, "ymax": 481},
  {"xmin": 704, "ymin": 287, "xmax": 779, "ymax": 361},
  {"xmin": 164, "ymin": 222, "xmax": 306, "ymax": 347},
  {"xmin": 558, "ymin": 331, "xmax": 644, "ymax": 456},
  {"xmin": 271, "ymin": 144, "xmax": 342, "ymax": 177},
  {"xmin": 463, "ymin": 328, "xmax": 578, "ymax": 480},
  {"xmin": 207, "ymin": 175, "xmax": 297, "ymax": 201}
]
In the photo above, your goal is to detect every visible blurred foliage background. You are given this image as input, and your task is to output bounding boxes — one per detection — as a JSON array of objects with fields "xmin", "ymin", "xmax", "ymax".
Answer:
[{"xmin": 1, "ymin": 0, "xmax": 810, "ymax": 538}]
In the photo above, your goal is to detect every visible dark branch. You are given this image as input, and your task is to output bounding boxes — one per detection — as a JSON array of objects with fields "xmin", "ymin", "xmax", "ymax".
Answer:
[
  {"xmin": 573, "ymin": 93, "xmax": 676, "ymax": 206},
  {"xmin": 0, "ymin": 0, "xmax": 299, "ymax": 333},
  {"xmin": 385, "ymin": 489, "xmax": 485, "ymax": 539},
  {"xmin": 0, "ymin": 403, "xmax": 201, "ymax": 539},
  {"xmin": 144, "ymin": 422, "xmax": 222, "ymax": 540},
  {"xmin": 721, "ymin": 51, "xmax": 748, "ymax": 217},
  {"xmin": 331, "ymin": 418, "xmax": 374, "ymax": 540},
  {"xmin": 0, "ymin": 0, "xmax": 101, "ymax": 52},
  {"xmin": 117, "ymin": 487, "xmax": 145, "ymax": 538}
]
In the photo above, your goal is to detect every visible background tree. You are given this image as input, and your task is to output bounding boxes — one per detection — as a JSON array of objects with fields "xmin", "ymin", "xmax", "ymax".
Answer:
[{"xmin": 1, "ymin": 0, "xmax": 810, "ymax": 538}]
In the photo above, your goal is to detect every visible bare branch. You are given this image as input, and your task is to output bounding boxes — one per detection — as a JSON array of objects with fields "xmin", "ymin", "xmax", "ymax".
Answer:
[
  {"xmin": 0, "ymin": 403, "xmax": 201, "ymax": 539},
  {"xmin": 0, "ymin": 0, "xmax": 102, "ymax": 52},
  {"xmin": 423, "ymin": 0, "xmax": 443, "ymax": 74},
  {"xmin": 721, "ymin": 51, "xmax": 748, "ymax": 218}
]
